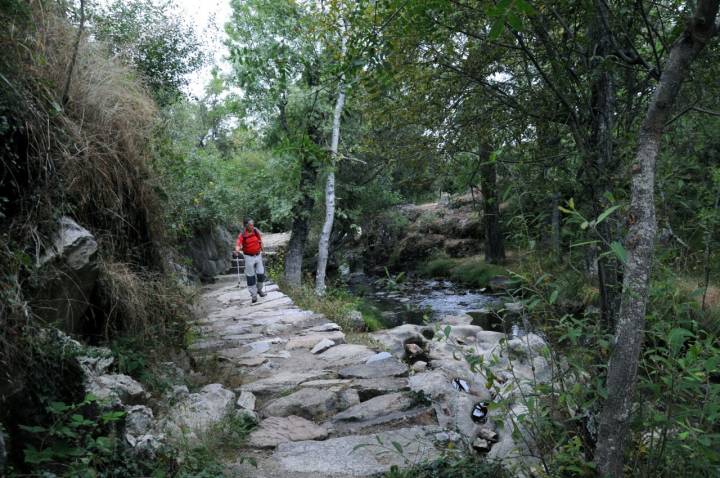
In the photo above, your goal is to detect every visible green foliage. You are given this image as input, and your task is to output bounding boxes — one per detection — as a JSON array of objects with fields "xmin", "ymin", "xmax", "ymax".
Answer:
[
  {"xmin": 419, "ymin": 255, "xmax": 507, "ymax": 289},
  {"xmin": 282, "ymin": 282, "xmax": 362, "ymax": 329},
  {"xmin": 91, "ymin": 0, "xmax": 205, "ymax": 104},
  {"xmin": 173, "ymin": 412, "xmax": 257, "ymax": 478},
  {"xmin": 467, "ymin": 261, "xmax": 720, "ymax": 477},
  {"xmin": 384, "ymin": 456, "xmax": 509, "ymax": 478},
  {"xmin": 16, "ymin": 394, "xmax": 131, "ymax": 476}
]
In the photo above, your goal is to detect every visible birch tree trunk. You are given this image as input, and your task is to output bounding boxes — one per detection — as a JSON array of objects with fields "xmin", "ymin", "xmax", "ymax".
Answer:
[
  {"xmin": 595, "ymin": 2, "xmax": 719, "ymax": 475},
  {"xmin": 315, "ymin": 34, "xmax": 348, "ymax": 295}
]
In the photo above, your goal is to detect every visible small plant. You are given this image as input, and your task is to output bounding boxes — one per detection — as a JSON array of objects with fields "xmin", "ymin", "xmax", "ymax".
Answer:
[{"xmin": 18, "ymin": 394, "xmax": 127, "ymax": 476}]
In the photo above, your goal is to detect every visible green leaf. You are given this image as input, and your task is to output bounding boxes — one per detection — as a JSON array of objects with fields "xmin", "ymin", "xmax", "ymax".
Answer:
[
  {"xmin": 668, "ymin": 327, "xmax": 693, "ymax": 353},
  {"xmin": 443, "ymin": 325, "xmax": 452, "ymax": 338},
  {"xmin": 506, "ymin": 13, "xmax": 522, "ymax": 31},
  {"xmin": 610, "ymin": 241, "xmax": 628, "ymax": 264},
  {"xmin": 391, "ymin": 441, "xmax": 404, "ymax": 454},
  {"xmin": 549, "ymin": 290, "xmax": 559, "ymax": 305},
  {"xmin": 594, "ymin": 205, "xmax": 621, "ymax": 226},
  {"xmin": 489, "ymin": 19, "xmax": 505, "ymax": 40}
]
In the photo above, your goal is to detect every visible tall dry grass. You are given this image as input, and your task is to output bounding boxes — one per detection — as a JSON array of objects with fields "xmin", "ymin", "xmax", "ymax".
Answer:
[{"xmin": 2, "ymin": 0, "xmax": 163, "ymax": 266}]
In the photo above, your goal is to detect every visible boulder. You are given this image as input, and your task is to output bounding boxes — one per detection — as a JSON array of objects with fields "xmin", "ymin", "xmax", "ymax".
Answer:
[
  {"xmin": 162, "ymin": 383, "xmax": 235, "ymax": 442},
  {"xmin": 237, "ymin": 391, "xmax": 257, "ymax": 411},
  {"xmin": 125, "ymin": 405, "xmax": 155, "ymax": 436},
  {"xmin": 412, "ymin": 361, "xmax": 428, "ymax": 373},
  {"xmin": 346, "ymin": 310, "xmax": 365, "ymax": 330},
  {"xmin": 339, "ymin": 357, "xmax": 408, "ymax": 379},
  {"xmin": 87, "ymin": 374, "xmax": 146, "ymax": 406},
  {"xmin": 472, "ymin": 437, "xmax": 491, "ymax": 452},
  {"xmin": 371, "ymin": 324, "xmax": 424, "ymax": 356},
  {"xmin": 34, "ymin": 217, "xmax": 98, "ymax": 331},
  {"xmin": 185, "ymin": 225, "xmax": 234, "ymax": 279},
  {"xmin": 248, "ymin": 416, "xmax": 329, "ymax": 448},
  {"xmin": 76, "ymin": 348, "xmax": 114, "ymax": 377},
  {"xmin": 262, "ymin": 387, "xmax": 359, "ymax": 420}
]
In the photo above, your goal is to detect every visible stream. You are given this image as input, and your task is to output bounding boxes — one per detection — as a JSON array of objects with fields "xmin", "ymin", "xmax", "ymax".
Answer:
[{"xmin": 346, "ymin": 273, "xmax": 528, "ymax": 337}]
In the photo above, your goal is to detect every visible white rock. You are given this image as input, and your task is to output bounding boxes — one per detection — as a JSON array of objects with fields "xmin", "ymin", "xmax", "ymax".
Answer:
[
  {"xmin": 162, "ymin": 383, "xmax": 236, "ymax": 442},
  {"xmin": 286, "ymin": 331, "xmax": 345, "ymax": 350},
  {"xmin": 125, "ymin": 405, "xmax": 154, "ymax": 436},
  {"xmin": 237, "ymin": 391, "xmax": 257, "ymax": 411},
  {"xmin": 311, "ymin": 338, "xmax": 336, "ymax": 354},
  {"xmin": 310, "ymin": 323, "xmax": 342, "ymax": 332},
  {"xmin": 87, "ymin": 374, "xmax": 146, "ymax": 406},
  {"xmin": 366, "ymin": 351, "xmax": 392, "ymax": 364},
  {"xmin": 412, "ymin": 361, "xmax": 427, "ymax": 373}
]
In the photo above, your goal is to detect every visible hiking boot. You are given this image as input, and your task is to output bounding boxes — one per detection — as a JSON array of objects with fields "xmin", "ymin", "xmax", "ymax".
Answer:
[
  {"xmin": 251, "ymin": 296, "xmax": 258, "ymax": 304},
  {"xmin": 258, "ymin": 290, "xmax": 267, "ymax": 297}
]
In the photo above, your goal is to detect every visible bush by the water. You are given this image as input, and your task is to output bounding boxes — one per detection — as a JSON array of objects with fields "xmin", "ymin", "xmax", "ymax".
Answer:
[{"xmin": 419, "ymin": 255, "xmax": 506, "ymax": 288}]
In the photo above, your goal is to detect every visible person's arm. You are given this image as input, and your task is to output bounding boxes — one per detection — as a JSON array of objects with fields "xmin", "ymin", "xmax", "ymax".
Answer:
[{"xmin": 257, "ymin": 230, "xmax": 263, "ymax": 251}]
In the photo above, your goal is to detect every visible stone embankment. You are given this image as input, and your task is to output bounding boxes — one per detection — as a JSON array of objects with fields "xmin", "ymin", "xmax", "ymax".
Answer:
[{"xmin": 188, "ymin": 269, "xmax": 552, "ymax": 476}]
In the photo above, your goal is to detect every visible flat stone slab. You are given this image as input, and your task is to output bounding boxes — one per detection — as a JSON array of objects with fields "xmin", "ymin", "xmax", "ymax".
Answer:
[
  {"xmin": 331, "ymin": 392, "xmax": 413, "ymax": 423},
  {"xmin": 311, "ymin": 338, "xmax": 336, "ymax": 354},
  {"xmin": 248, "ymin": 416, "xmax": 329, "ymax": 449},
  {"xmin": 350, "ymin": 378, "xmax": 410, "ymax": 400},
  {"xmin": 262, "ymin": 387, "xmax": 359, "ymax": 421},
  {"xmin": 317, "ymin": 344, "xmax": 376, "ymax": 368},
  {"xmin": 273, "ymin": 426, "xmax": 451, "ymax": 476},
  {"xmin": 286, "ymin": 331, "xmax": 346, "ymax": 350},
  {"xmin": 339, "ymin": 357, "xmax": 408, "ymax": 379},
  {"xmin": 240, "ymin": 371, "xmax": 335, "ymax": 395}
]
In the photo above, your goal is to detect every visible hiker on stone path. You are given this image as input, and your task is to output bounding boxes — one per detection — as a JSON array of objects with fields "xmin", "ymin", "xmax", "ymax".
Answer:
[{"xmin": 234, "ymin": 217, "xmax": 266, "ymax": 303}]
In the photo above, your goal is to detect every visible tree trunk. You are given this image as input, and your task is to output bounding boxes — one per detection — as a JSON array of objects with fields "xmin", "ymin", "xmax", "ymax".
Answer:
[
  {"xmin": 479, "ymin": 145, "xmax": 505, "ymax": 264},
  {"xmin": 284, "ymin": 154, "xmax": 319, "ymax": 287},
  {"xmin": 595, "ymin": 2, "xmax": 719, "ymax": 475},
  {"xmin": 551, "ymin": 192, "xmax": 561, "ymax": 258},
  {"xmin": 316, "ymin": 34, "xmax": 347, "ymax": 295},
  {"xmin": 588, "ymin": 0, "xmax": 621, "ymax": 328},
  {"xmin": 285, "ymin": 64, "xmax": 323, "ymax": 288}
]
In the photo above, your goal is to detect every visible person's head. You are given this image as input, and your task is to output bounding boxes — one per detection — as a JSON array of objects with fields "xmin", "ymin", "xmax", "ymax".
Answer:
[{"xmin": 243, "ymin": 217, "xmax": 254, "ymax": 231}]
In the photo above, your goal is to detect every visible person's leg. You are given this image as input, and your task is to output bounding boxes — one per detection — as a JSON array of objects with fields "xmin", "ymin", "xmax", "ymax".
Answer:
[
  {"xmin": 256, "ymin": 253, "xmax": 266, "ymax": 297},
  {"xmin": 244, "ymin": 254, "xmax": 258, "ymax": 301}
]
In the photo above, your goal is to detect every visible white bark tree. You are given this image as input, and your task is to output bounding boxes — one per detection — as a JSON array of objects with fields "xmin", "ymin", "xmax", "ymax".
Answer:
[{"xmin": 315, "ymin": 33, "xmax": 347, "ymax": 295}]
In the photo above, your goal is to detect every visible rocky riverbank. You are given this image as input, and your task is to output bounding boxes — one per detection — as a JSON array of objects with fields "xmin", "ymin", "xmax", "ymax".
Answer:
[{"xmin": 189, "ymin": 274, "xmax": 553, "ymax": 476}]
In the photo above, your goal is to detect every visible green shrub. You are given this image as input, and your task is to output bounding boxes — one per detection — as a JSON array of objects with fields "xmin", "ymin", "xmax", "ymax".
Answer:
[
  {"xmin": 384, "ymin": 456, "xmax": 509, "ymax": 478},
  {"xmin": 419, "ymin": 255, "xmax": 506, "ymax": 288}
]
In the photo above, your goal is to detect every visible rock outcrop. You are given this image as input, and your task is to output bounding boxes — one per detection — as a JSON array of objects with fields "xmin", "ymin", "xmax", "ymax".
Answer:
[
  {"xmin": 185, "ymin": 225, "xmax": 234, "ymax": 279},
  {"xmin": 33, "ymin": 216, "xmax": 98, "ymax": 331}
]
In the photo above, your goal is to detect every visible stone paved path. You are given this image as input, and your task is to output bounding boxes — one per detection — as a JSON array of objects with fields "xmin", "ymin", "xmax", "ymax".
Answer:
[{"xmin": 191, "ymin": 274, "xmax": 458, "ymax": 477}]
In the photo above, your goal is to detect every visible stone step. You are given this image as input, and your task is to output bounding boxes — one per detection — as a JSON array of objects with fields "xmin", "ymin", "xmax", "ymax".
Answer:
[{"xmin": 267, "ymin": 426, "xmax": 457, "ymax": 476}]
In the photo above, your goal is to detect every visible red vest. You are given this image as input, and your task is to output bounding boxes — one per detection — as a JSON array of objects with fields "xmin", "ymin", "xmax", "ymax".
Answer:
[{"xmin": 236, "ymin": 228, "xmax": 262, "ymax": 255}]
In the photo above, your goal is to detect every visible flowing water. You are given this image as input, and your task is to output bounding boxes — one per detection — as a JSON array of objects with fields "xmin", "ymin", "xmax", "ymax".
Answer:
[{"xmin": 347, "ymin": 274, "xmax": 528, "ymax": 336}]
